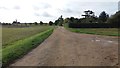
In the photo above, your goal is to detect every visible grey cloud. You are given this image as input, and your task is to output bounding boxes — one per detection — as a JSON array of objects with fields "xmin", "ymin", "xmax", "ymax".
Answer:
[
  {"xmin": 41, "ymin": 3, "xmax": 51, "ymax": 9},
  {"xmin": 34, "ymin": 12, "xmax": 53, "ymax": 17},
  {"xmin": 13, "ymin": 6, "xmax": 20, "ymax": 10},
  {"xmin": 33, "ymin": 3, "xmax": 51, "ymax": 10},
  {"xmin": 118, "ymin": 1, "xmax": 120, "ymax": 11},
  {"xmin": 65, "ymin": 8, "xmax": 74, "ymax": 13},
  {"xmin": 34, "ymin": 13, "xmax": 40, "ymax": 16},
  {"xmin": 58, "ymin": 8, "xmax": 80, "ymax": 14},
  {"xmin": 0, "ymin": 6, "xmax": 8, "ymax": 10},
  {"xmin": 42, "ymin": 12, "xmax": 53, "ymax": 17},
  {"xmin": 33, "ymin": 6, "xmax": 40, "ymax": 10},
  {"xmin": 65, "ymin": 2, "xmax": 117, "ymax": 15},
  {"xmin": 0, "ymin": 6, "xmax": 20, "ymax": 10}
]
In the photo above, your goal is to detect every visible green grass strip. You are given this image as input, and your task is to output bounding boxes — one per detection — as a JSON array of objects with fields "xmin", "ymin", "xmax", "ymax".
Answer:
[
  {"xmin": 2, "ymin": 28, "xmax": 54, "ymax": 67},
  {"xmin": 68, "ymin": 28, "xmax": 119, "ymax": 36}
]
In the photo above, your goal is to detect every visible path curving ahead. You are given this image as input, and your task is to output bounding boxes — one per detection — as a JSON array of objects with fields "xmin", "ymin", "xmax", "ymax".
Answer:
[{"xmin": 11, "ymin": 27, "xmax": 118, "ymax": 66}]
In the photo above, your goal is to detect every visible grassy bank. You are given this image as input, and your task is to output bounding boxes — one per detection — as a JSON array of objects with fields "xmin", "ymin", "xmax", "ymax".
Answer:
[
  {"xmin": 66, "ymin": 28, "xmax": 119, "ymax": 36},
  {"xmin": 2, "ymin": 26, "xmax": 52, "ymax": 48},
  {"xmin": 2, "ymin": 28, "xmax": 54, "ymax": 67}
]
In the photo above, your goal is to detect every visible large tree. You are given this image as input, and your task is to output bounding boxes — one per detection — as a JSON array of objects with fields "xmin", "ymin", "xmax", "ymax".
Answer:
[
  {"xmin": 99, "ymin": 11, "xmax": 109, "ymax": 23},
  {"xmin": 49, "ymin": 21, "xmax": 53, "ymax": 26},
  {"xmin": 107, "ymin": 11, "xmax": 120, "ymax": 27},
  {"xmin": 54, "ymin": 19, "xmax": 59, "ymax": 25},
  {"xmin": 58, "ymin": 15, "xmax": 64, "ymax": 26},
  {"xmin": 54, "ymin": 15, "xmax": 64, "ymax": 26},
  {"xmin": 64, "ymin": 18, "xmax": 70, "ymax": 23},
  {"xmin": 34, "ymin": 22, "xmax": 38, "ymax": 25},
  {"xmin": 40, "ymin": 21, "xmax": 43, "ymax": 25},
  {"xmin": 82, "ymin": 10, "xmax": 95, "ymax": 18},
  {"xmin": 81, "ymin": 10, "xmax": 97, "ymax": 23}
]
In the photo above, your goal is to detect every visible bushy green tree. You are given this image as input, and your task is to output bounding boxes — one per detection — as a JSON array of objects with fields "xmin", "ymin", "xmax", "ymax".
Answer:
[
  {"xmin": 34, "ymin": 22, "xmax": 38, "ymax": 25},
  {"xmin": 107, "ymin": 11, "xmax": 120, "ymax": 27},
  {"xmin": 40, "ymin": 21, "xmax": 43, "ymax": 25},
  {"xmin": 49, "ymin": 21, "xmax": 53, "ymax": 26},
  {"xmin": 54, "ymin": 15, "xmax": 64, "ymax": 26},
  {"xmin": 54, "ymin": 20, "xmax": 59, "ymax": 25},
  {"xmin": 64, "ymin": 18, "xmax": 70, "ymax": 23},
  {"xmin": 58, "ymin": 15, "xmax": 64, "ymax": 26}
]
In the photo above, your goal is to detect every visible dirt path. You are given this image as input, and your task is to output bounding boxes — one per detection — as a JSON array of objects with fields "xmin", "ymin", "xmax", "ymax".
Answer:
[{"xmin": 11, "ymin": 27, "xmax": 118, "ymax": 66}]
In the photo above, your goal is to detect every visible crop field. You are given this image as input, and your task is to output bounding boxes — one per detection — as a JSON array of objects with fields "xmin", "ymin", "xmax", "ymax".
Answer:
[
  {"xmin": 2, "ymin": 26, "xmax": 53, "ymax": 48},
  {"xmin": 67, "ymin": 28, "xmax": 119, "ymax": 36}
]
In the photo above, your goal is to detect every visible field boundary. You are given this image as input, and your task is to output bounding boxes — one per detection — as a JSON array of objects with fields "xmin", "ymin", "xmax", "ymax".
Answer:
[
  {"xmin": 65, "ymin": 27, "xmax": 119, "ymax": 36},
  {"xmin": 2, "ymin": 26, "xmax": 52, "ymax": 48}
]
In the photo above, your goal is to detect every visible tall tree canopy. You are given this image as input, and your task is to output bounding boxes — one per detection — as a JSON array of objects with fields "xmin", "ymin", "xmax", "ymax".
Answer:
[
  {"xmin": 107, "ymin": 11, "xmax": 120, "ymax": 27},
  {"xmin": 49, "ymin": 21, "xmax": 53, "ymax": 26},
  {"xmin": 58, "ymin": 15, "xmax": 64, "ymax": 26},
  {"xmin": 54, "ymin": 15, "xmax": 64, "ymax": 26},
  {"xmin": 99, "ymin": 11, "xmax": 109, "ymax": 23},
  {"xmin": 40, "ymin": 21, "xmax": 43, "ymax": 25}
]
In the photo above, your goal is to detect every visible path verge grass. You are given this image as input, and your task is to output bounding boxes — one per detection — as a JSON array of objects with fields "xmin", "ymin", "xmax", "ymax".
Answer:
[
  {"xmin": 2, "ymin": 28, "xmax": 54, "ymax": 67},
  {"xmin": 66, "ymin": 27, "xmax": 119, "ymax": 36},
  {"xmin": 2, "ymin": 26, "xmax": 52, "ymax": 48}
]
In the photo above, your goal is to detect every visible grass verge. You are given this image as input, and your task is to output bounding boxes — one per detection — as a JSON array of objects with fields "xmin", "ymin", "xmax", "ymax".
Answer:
[
  {"xmin": 66, "ymin": 27, "xmax": 119, "ymax": 36},
  {"xmin": 2, "ymin": 28, "xmax": 54, "ymax": 67},
  {"xmin": 2, "ymin": 26, "xmax": 53, "ymax": 48}
]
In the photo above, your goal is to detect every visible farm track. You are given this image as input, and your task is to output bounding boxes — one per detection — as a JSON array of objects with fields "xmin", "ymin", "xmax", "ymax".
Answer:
[{"xmin": 11, "ymin": 27, "xmax": 118, "ymax": 66}]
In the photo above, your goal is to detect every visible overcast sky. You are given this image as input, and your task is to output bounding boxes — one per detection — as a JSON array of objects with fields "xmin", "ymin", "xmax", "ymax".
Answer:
[{"xmin": 0, "ymin": 0, "xmax": 119, "ymax": 23}]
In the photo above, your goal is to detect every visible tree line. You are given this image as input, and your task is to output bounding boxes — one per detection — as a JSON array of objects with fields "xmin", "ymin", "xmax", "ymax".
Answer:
[
  {"xmin": 65, "ymin": 10, "xmax": 119, "ymax": 28},
  {"xmin": 1, "ymin": 20, "xmax": 54, "ymax": 26},
  {"xmin": 1, "ymin": 10, "xmax": 119, "ymax": 28}
]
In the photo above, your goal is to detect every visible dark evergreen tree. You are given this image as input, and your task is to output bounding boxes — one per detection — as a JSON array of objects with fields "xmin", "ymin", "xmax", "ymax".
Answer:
[{"xmin": 99, "ymin": 11, "xmax": 109, "ymax": 23}]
